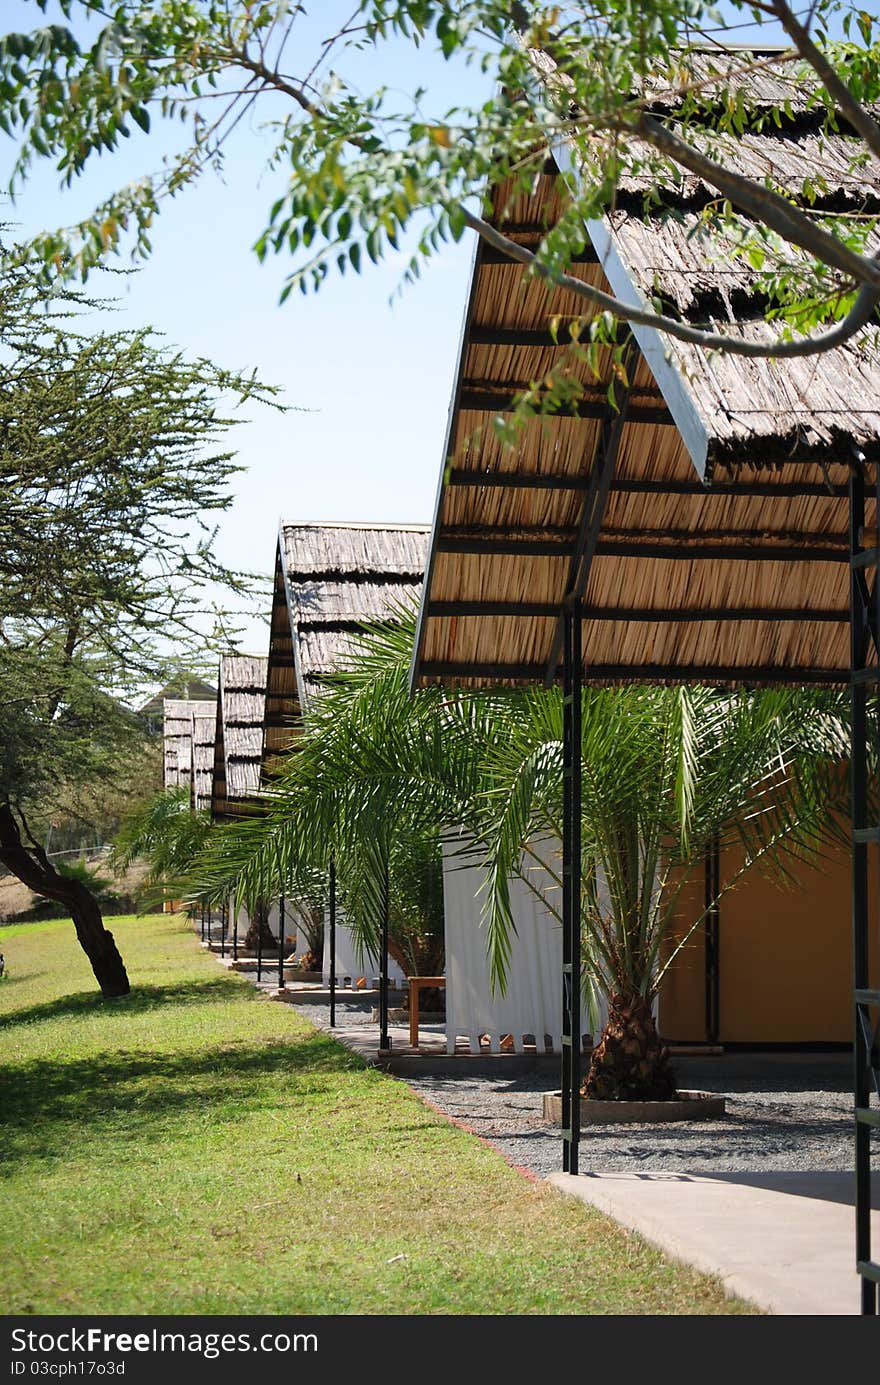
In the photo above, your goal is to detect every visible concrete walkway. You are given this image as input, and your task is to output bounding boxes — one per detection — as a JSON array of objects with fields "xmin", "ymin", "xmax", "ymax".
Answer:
[{"xmin": 548, "ymin": 1169, "xmax": 879, "ymax": 1315}]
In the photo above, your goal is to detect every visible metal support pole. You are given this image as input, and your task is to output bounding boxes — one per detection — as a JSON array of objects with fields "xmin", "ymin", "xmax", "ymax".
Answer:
[
  {"xmin": 849, "ymin": 465, "xmax": 879, "ymax": 1314},
  {"xmin": 277, "ymin": 894, "xmax": 285, "ymax": 990},
  {"xmin": 561, "ymin": 596, "xmax": 582, "ymax": 1174},
  {"xmin": 704, "ymin": 837, "xmax": 720, "ymax": 1046},
  {"xmin": 256, "ymin": 903, "xmax": 263, "ymax": 984},
  {"xmin": 200, "ymin": 902, "xmax": 205, "ymax": 943},
  {"xmin": 232, "ymin": 898, "xmax": 238, "ymax": 961},
  {"xmin": 218, "ymin": 902, "xmax": 224, "ymax": 958},
  {"xmin": 379, "ymin": 855, "xmax": 391, "ymax": 1053},
  {"xmin": 329, "ymin": 857, "xmax": 337, "ymax": 1029}
]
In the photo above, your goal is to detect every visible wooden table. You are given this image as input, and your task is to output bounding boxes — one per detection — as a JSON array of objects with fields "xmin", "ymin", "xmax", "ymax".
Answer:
[{"xmin": 408, "ymin": 976, "xmax": 446, "ymax": 1049}]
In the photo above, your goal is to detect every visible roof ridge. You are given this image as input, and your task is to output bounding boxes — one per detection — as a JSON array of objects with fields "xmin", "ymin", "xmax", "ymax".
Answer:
[{"xmin": 279, "ymin": 520, "xmax": 429, "ymax": 532}]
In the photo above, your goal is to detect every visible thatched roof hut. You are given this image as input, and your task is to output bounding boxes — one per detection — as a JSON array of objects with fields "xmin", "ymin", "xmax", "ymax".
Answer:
[
  {"xmin": 411, "ymin": 48, "xmax": 880, "ymax": 690},
  {"xmin": 211, "ymin": 654, "xmax": 269, "ymax": 820},
  {"xmin": 263, "ymin": 522, "xmax": 429, "ymax": 777},
  {"xmin": 163, "ymin": 699, "xmax": 216, "ymax": 791},
  {"xmin": 191, "ymin": 711, "xmax": 216, "ymax": 814}
]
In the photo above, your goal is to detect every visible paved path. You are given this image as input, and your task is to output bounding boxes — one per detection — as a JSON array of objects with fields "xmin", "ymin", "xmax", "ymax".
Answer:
[{"xmin": 548, "ymin": 1169, "xmax": 879, "ymax": 1315}]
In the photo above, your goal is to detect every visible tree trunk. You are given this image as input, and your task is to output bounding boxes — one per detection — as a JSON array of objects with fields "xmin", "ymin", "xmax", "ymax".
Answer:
[
  {"xmin": 244, "ymin": 914, "xmax": 277, "ymax": 951},
  {"xmin": 0, "ymin": 803, "xmax": 130, "ymax": 998},
  {"xmin": 583, "ymin": 992, "xmax": 677, "ymax": 1101}
]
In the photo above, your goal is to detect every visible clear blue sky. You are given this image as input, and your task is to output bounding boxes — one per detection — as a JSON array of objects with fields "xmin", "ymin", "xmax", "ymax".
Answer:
[{"xmin": 2, "ymin": 3, "xmax": 485, "ymax": 656}]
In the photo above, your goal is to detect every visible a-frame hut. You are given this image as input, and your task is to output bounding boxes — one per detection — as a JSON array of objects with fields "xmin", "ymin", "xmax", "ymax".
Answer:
[
  {"xmin": 409, "ymin": 46, "xmax": 880, "ymax": 1291},
  {"xmin": 263, "ymin": 521, "xmax": 429, "ymax": 777},
  {"xmin": 211, "ymin": 654, "xmax": 269, "ymax": 822},
  {"xmin": 263, "ymin": 521, "xmax": 429, "ymax": 992},
  {"xmin": 210, "ymin": 653, "xmax": 282, "ymax": 952},
  {"xmin": 163, "ymin": 698, "xmax": 215, "ymax": 792},
  {"xmin": 411, "ymin": 53, "xmax": 880, "ymax": 1049},
  {"xmin": 191, "ymin": 709, "xmax": 216, "ymax": 815}
]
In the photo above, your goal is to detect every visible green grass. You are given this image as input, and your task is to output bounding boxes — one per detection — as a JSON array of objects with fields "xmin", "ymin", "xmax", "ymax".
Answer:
[{"xmin": 0, "ymin": 914, "xmax": 753, "ymax": 1315}]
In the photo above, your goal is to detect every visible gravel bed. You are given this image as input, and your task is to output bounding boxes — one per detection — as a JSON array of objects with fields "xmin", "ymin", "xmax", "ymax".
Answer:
[
  {"xmin": 258, "ymin": 995, "xmax": 421, "ymax": 1029},
  {"xmin": 403, "ymin": 1058, "xmax": 855, "ymax": 1178},
  {"xmin": 289, "ymin": 999, "xmax": 383, "ymax": 1028},
  {"xmin": 247, "ymin": 968, "xmax": 855, "ymax": 1179}
]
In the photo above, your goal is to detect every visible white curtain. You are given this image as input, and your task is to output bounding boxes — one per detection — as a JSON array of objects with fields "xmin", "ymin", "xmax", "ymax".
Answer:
[
  {"xmin": 442, "ymin": 834, "xmax": 569, "ymax": 1054},
  {"xmin": 226, "ymin": 900, "xmax": 282, "ymax": 947},
  {"xmin": 321, "ymin": 911, "xmax": 406, "ymax": 988}
]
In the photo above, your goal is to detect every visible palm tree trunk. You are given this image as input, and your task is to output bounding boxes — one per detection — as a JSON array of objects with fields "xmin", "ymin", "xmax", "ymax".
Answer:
[
  {"xmin": 583, "ymin": 992, "xmax": 676, "ymax": 1101},
  {"xmin": 0, "ymin": 803, "xmax": 130, "ymax": 998},
  {"xmin": 244, "ymin": 908, "xmax": 277, "ymax": 951}
]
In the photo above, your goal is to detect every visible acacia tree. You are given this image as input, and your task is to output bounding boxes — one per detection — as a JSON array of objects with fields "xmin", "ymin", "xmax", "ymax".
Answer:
[
  {"xmin": 0, "ymin": 256, "xmax": 275, "ymax": 997},
  {"xmin": 1, "ymin": 2, "xmax": 880, "ymax": 361}
]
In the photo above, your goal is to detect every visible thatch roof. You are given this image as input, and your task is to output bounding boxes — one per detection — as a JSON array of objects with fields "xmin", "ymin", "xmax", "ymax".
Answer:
[
  {"xmin": 263, "ymin": 522, "xmax": 429, "ymax": 776},
  {"xmin": 163, "ymin": 699, "xmax": 216, "ymax": 791},
  {"xmin": 191, "ymin": 712, "xmax": 216, "ymax": 814},
  {"xmin": 412, "ymin": 49, "xmax": 879, "ymax": 690},
  {"xmin": 141, "ymin": 678, "xmax": 216, "ymax": 718},
  {"xmin": 211, "ymin": 654, "xmax": 269, "ymax": 820}
]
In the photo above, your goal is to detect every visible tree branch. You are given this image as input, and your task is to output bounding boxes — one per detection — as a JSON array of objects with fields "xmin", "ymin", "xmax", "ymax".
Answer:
[
  {"xmin": 634, "ymin": 112, "xmax": 880, "ymax": 290},
  {"xmin": 463, "ymin": 208, "xmax": 880, "ymax": 358},
  {"xmin": 768, "ymin": 0, "xmax": 880, "ymax": 164}
]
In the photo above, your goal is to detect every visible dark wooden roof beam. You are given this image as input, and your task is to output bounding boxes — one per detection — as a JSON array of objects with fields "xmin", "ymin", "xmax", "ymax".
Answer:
[
  {"xmin": 613, "ymin": 478, "xmax": 850, "ymax": 499},
  {"xmin": 459, "ymin": 388, "xmax": 672, "ymax": 425},
  {"xmin": 427, "ymin": 601, "xmax": 847, "ymax": 623},
  {"xmin": 448, "ymin": 468, "xmax": 589, "ymax": 491},
  {"xmin": 469, "ymin": 325, "xmax": 601, "ymax": 349},
  {"xmin": 437, "ymin": 533, "xmax": 849, "ymax": 561},
  {"xmin": 419, "ymin": 661, "xmax": 850, "ymax": 684},
  {"xmin": 437, "ymin": 535, "xmax": 571, "ymax": 556},
  {"xmin": 479, "ymin": 243, "xmax": 598, "ymax": 265},
  {"xmin": 447, "ymin": 470, "xmax": 850, "ymax": 498},
  {"xmin": 598, "ymin": 539, "xmax": 849, "ymax": 562}
]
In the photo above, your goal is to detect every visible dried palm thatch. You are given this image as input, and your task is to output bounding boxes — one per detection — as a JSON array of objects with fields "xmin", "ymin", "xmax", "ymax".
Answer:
[
  {"xmin": 163, "ymin": 699, "xmax": 216, "ymax": 791},
  {"xmin": 412, "ymin": 51, "xmax": 880, "ymax": 690},
  {"xmin": 262, "ymin": 522, "xmax": 429, "ymax": 777},
  {"xmin": 191, "ymin": 712, "xmax": 216, "ymax": 814},
  {"xmin": 211, "ymin": 654, "xmax": 269, "ymax": 820}
]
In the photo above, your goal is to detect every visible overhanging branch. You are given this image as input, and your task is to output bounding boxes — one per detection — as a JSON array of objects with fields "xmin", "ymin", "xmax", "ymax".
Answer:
[{"xmin": 463, "ymin": 208, "xmax": 880, "ymax": 359}]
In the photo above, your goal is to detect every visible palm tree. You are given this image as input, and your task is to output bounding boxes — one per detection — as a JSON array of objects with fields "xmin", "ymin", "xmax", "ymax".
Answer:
[
  {"xmin": 175, "ymin": 615, "xmax": 849, "ymax": 1099},
  {"xmin": 476, "ymin": 683, "xmax": 849, "ymax": 1098},
  {"xmin": 110, "ymin": 785, "xmax": 214, "ymax": 911},
  {"xmin": 184, "ymin": 617, "xmax": 454, "ymax": 975}
]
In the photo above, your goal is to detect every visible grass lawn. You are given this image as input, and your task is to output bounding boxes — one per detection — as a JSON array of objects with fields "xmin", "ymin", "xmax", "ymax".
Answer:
[{"xmin": 0, "ymin": 913, "xmax": 753, "ymax": 1315}]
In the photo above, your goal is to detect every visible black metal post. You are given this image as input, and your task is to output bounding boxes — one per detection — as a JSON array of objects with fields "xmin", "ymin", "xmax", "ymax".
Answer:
[
  {"xmin": 849, "ymin": 464, "xmax": 879, "ymax": 1314},
  {"xmin": 232, "ymin": 898, "xmax": 238, "ymax": 962},
  {"xmin": 379, "ymin": 855, "xmax": 390, "ymax": 1053},
  {"xmin": 277, "ymin": 894, "xmax": 285, "ymax": 990},
  {"xmin": 561, "ymin": 596, "xmax": 582, "ymax": 1174},
  {"xmin": 704, "ymin": 837, "xmax": 720, "ymax": 1046},
  {"xmin": 329, "ymin": 857, "xmax": 337, "ymax": 1029},
  {"xmin": 200, "ymin": 902, "xmax": 205, "ymax": 943},
  {"xmin": 218, "ymin": 902, "xmax": 224, "ymax": 958},
  {"xmin": 256, "ymin": 903, "xmax": 263, "ymax": 984}
]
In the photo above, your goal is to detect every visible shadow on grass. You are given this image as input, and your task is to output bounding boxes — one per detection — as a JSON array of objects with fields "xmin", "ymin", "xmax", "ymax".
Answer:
[
  {"xmin": 0, "ymin": 1028, "xmax": 368, "ymax": 1169},
  {"xmin": 0, "ymin": 977, "xmax": 248, "ymax": 1031}
]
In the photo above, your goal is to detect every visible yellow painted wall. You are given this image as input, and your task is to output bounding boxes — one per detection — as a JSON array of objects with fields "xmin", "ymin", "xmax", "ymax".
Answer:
[
  {"xmin": 659, "ymin": 839, "xmax": 879, "ymax": 1044},
  {"xmin": 657, "ymin": 866, "xmax": 707, "ymax": 1041}
]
